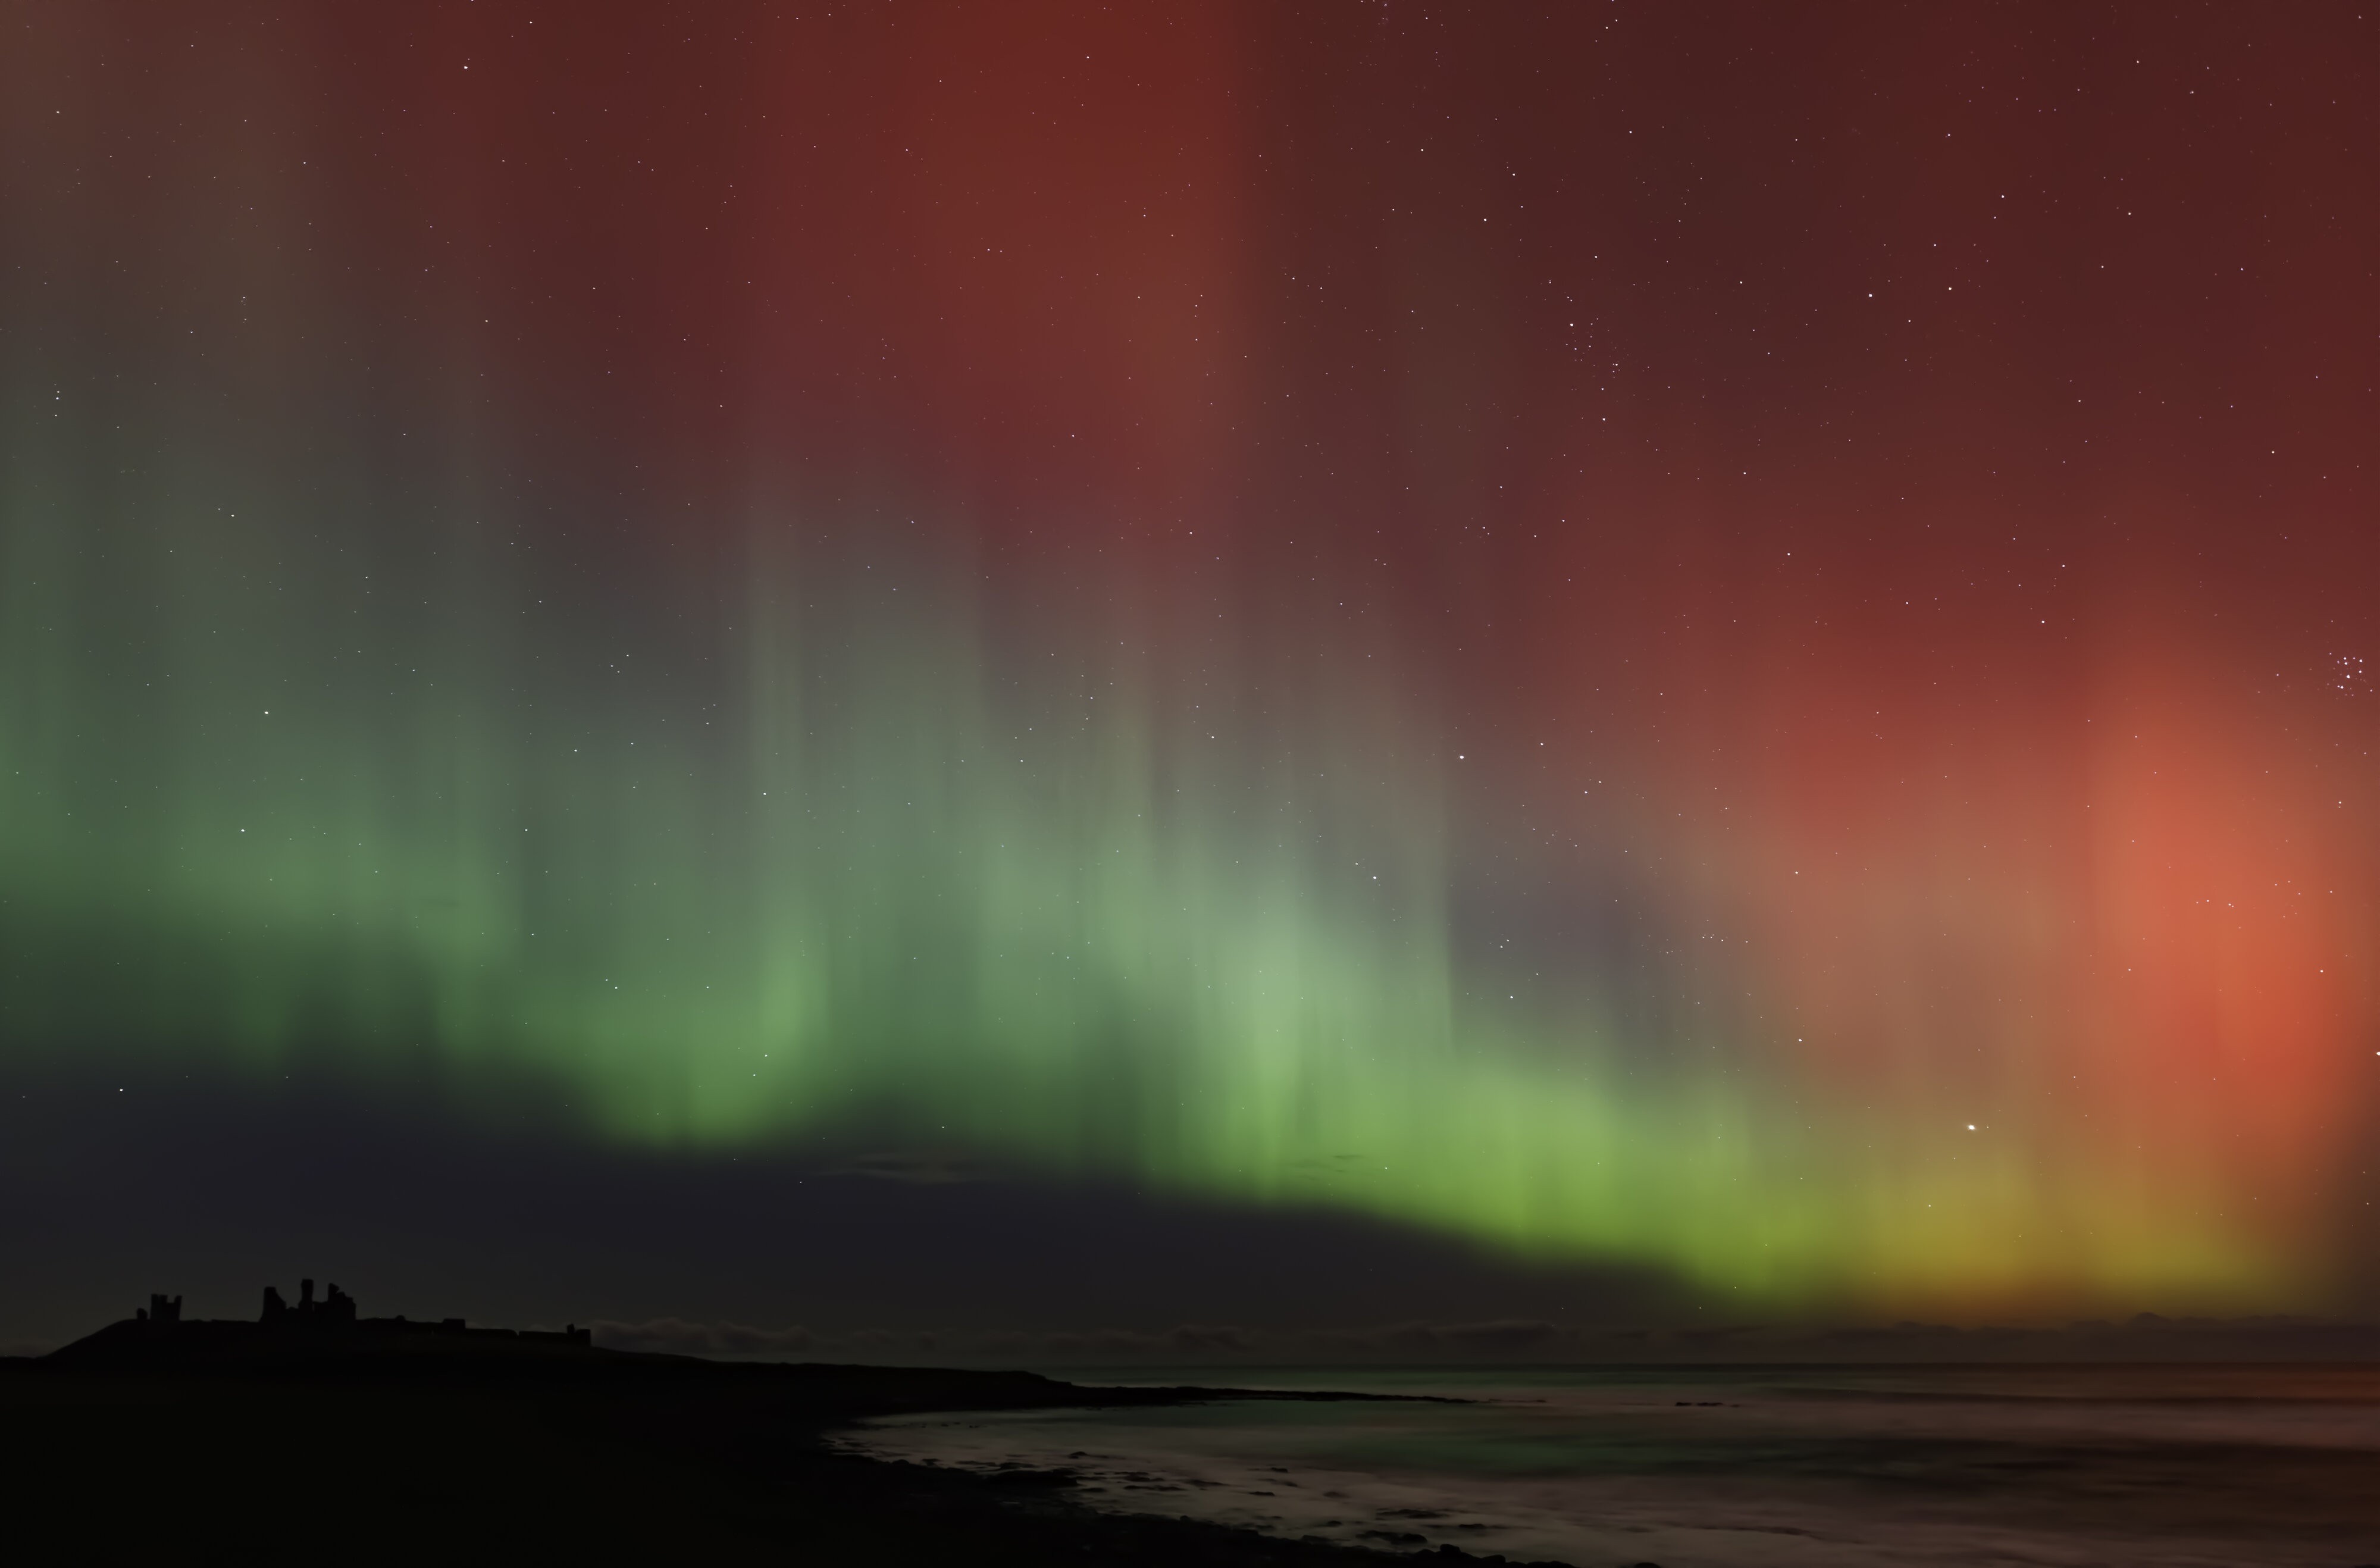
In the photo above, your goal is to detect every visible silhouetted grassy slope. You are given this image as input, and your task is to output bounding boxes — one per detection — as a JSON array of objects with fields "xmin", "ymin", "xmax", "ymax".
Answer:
[{"xmin": 1, "ymin": 1331, "xmax": 1549, "ymax": 1566}]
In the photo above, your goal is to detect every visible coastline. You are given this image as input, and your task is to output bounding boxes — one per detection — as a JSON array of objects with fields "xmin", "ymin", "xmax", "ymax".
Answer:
[{"xmin": 1, "ymin": 1326, "xmax": 1548, "ymax": 1566}]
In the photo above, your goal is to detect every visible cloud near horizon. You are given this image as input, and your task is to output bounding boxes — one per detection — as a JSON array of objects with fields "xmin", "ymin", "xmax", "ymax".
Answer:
[{"xmin": 584, "ymin": 1314, "xmax": 2380, "ymax": 1365}]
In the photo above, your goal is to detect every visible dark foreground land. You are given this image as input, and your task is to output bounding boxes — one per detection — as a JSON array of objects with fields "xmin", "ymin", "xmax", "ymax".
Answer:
[{"xmin": 1, "ymin": 1316, "xmax": 1567, "ymax": 1566}]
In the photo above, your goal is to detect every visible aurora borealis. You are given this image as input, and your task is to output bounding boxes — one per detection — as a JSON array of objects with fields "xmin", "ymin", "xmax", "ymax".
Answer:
[{"xmin": 2, "ymin": 2, "xmax": 2374, "ymax": 1335}]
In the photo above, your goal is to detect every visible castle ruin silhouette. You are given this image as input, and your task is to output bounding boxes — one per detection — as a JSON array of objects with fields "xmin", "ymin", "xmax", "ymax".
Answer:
[{"xmin": 113, "ymin": 1281, "xmax": 591, "ymax": 1350}]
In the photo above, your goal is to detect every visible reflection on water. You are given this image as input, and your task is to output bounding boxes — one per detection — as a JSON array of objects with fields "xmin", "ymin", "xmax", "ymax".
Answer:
[{"xmin": 839, "ymin": 1365, "xmax": 2380, "ymax": 1567}]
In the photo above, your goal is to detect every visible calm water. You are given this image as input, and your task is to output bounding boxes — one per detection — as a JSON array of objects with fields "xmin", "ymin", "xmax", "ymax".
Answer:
[{"xmin": 838, "ymin": 1364, "xmax": 2380, "ymax": 1567}]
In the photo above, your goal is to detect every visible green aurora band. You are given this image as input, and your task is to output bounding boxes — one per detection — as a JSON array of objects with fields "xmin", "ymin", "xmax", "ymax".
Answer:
[{"xmin": 0, "ymin": 421, "xmax": 2298, "ymax": 1314}]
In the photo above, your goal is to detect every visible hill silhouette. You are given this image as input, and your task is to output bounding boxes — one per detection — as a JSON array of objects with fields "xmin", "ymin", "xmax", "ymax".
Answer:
[{"xmin": 7, "ymin": 1287, "xmax": 1557, "ymax": 1566}]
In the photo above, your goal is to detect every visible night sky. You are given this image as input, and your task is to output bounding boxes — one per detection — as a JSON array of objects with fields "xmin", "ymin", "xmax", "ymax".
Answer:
[{"xmin": 2, "ymin": 2, "xmax": 2374, "ymax": 1354}]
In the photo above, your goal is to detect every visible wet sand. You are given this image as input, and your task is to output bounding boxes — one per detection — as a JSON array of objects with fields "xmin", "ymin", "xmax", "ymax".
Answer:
[{"xmin": 844, "ymin": 1364, "xmax": 2380, "ymax": 1567}]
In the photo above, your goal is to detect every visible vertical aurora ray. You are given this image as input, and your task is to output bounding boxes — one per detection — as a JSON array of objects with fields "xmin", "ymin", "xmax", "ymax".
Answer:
[
  {"xmin": 1, "ymin": 1, "xmax": 2372, "ymax": 1319},
  {"xmin": 2, "ymin": 458, "xmax": 2354, "ymax": 1310}
]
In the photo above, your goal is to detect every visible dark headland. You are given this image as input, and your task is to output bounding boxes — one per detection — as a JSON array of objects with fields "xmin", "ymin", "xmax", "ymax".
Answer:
[{"xmin": 3, "ymin": 1286, "xmax": 1573, "ymax": 1567}]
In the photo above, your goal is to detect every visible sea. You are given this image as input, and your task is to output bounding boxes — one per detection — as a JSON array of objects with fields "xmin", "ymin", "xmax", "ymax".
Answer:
[{"xmin": 837, "ymin": 1363, "xmax": 2380, "ymax": 1567}]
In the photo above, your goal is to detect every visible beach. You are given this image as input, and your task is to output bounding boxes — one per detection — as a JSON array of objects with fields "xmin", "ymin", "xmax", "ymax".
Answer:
[{"xmin": 845, "ymin": 1363, "xmax": 2380, "ymax": 1567}]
